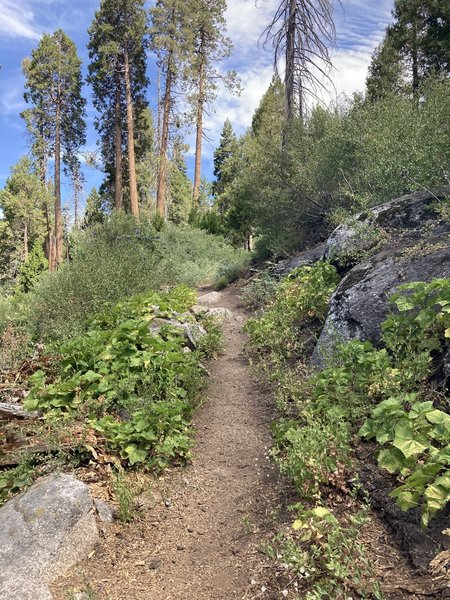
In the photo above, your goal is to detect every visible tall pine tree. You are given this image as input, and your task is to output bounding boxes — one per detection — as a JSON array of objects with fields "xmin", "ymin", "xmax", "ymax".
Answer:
[
  {"xmin": 88, "ymin": 0, "xmax": 149, "ymax": 216},
  {"xmin": 188, "ymin": 0, "xmax": 239, "ymax": 204},
  {"xmin": 24, "ymin": 30, "xmax": 86, "ymax": 267},
  {"xmin": 150, "ymin": 0, "xmax": 192, "ymax": 217}
]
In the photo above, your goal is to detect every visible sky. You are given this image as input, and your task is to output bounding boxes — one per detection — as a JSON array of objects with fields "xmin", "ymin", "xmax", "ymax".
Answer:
[{"xmin": 0, "ymin": 0, "xmax": 394, "ymax": 218}]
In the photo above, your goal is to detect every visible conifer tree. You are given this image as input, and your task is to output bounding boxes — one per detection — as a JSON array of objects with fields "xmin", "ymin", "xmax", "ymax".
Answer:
[
  {"xmin": 150, "ymin": 0, "xmax": 192, "ymax": 217},
  {"xmin": 212, "ymin": 119, "xmax": 239, "ymax": 205},
  {"xmin": 366, "ymin": 36, "xmax": 404, "ymax": 102},
  {"xmin": 24, "ymin": 30, "xmax": 86, "ymax": 267},
  {"xmin": 88, "ymin": 0, "xmax": 149, "ymax": 216},
  {"xmin": 0, "ymin": 157, "xmax": 48, "ymax": 284},
  {"xmin": 82, "ymin": 187, "xmax": 106, "ymax": 228},
  {"xmin": 388, "ymin": 0, "xmax": 450, "ymax": 96},
  {"xmin": 188, "ymin": 0, "xmax": 239, "ymax": 204},
  {"xmin": 264, "ymin": 0, "xmax": 336, "ymax": 119},
  {"xmin": 168, "ymin": 141, "xmax": 192, "ymax": 224}
]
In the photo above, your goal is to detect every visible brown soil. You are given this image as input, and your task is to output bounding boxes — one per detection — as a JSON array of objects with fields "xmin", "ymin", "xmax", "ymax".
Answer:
[
  {"xmin": 53, "ymin": 286, "xmax": 283, "ymax": 600},
  {"xmin": 52, "ymin": 286, "xmax": 449, "ymax": 600}
]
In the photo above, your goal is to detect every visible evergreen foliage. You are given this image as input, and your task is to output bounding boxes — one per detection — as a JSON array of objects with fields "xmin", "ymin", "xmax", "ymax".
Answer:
[
  {"xmin": 0, "ymin": 157, "xmax": 48, "ymax": 287},
  {"xmin": 23, "ymin": 30, "xmax": 86, "ymax": 265},
  {"xmin": 87, "ymin": 0, "xmax": 149, "ymax": 213},
  {"xmin": 82, "ymin": 188, "xmax": 106, "ymax": 229}
]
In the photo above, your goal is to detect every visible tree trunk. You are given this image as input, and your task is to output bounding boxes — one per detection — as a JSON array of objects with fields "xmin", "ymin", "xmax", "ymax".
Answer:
[
  {"xmin": 73, "ymin": 171, "xmax": 80, "ymax": 228},
  {"xmin": 285, "ymin": 0, "xmax": 297, "ymax": 121},
  {"xmin": 23, "ymin": 222, "xmax": 28, "ymax": 261},
  {"xmin": 114, "ymin": 73, "xmax": 124, "ymax": 211},
  {"xmin": 48, "ymin": 228, "xmax": 56, "ymax": 272},
  {"xmin": 123, "ymin": 47, "xmax": 139, "ymax": 217},
  {"xmin": 412, "ymin": 16, "xmax": 419, "ymax": 100},
  {"xmin": 156, "ymin": 65, "xmax": 162, "ymax": 156},
  {"xmin": 54, "ymin": 97, "xmax": 63, "ymax": 265},
  {"xmin": 157, "ymin": 54, "xmax": 173, "ymax": 218},
  {"xmin": 193, "ymin": 33, "xmax": 206, "ymax": 206}
]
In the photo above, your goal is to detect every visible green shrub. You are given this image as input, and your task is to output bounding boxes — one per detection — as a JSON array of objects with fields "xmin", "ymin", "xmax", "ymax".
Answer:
[
  {"xmin": 24, "ymin": 286, "xmax": 214, "ymax": 470},
  {"xmin": 212, "ymin": 255, "xmax": 250, "ymax": 289},
  {"xmin": 245, "ymin": 261, "xmax": 339, "ymax": 359},
  {"xmin": 359, "ymin": 396, "xmax": 450, "ymax": 527},
  {"xmin": 25, "ymin": 215, "xmax": 249, "ymax": 343},
  {"xmin": 240, "ymin": 273, "xmax": 278, "ymax": 311},
  {"xmin": 248, "ymin": 271, "xmax": 450, "ymax": 525}
]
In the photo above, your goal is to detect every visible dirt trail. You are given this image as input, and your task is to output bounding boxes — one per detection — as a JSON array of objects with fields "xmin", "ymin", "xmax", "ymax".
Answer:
[{"xmin": 55, "ymin": 286, "xmax": 281, "ymax": 600}]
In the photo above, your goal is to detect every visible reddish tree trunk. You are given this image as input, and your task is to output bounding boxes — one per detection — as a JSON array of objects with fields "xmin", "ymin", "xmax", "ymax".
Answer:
[
  {"xmin": 114, "ymin": 73, "xmax": 124, "ymax": 211},
  {"xmin": 193, "ymin": 33, "xmax": 206, "ymax": 205},
  {"xmin": 157, "ymin": 55, "xmax": 173, "ymax": 218},
  {"xmin": 54, "ymin": 98, "xmax": 63, "ymax": 265},
  {"xmin": 124, "ymin": 47, "xmax": 139, "ymax": 217}
]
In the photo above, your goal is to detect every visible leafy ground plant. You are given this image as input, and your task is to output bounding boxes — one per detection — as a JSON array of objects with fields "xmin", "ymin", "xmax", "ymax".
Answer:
[
  {"xmin": 360, "ymin": 396, "xmax": 450, "ymax": 527},
  {"xmin": 0, "ymin": 284, "xmax": 223, "ymax": 505},
  {"xmin": 270, "ymin": 504, "xmax": 384, "ymax": 600}
]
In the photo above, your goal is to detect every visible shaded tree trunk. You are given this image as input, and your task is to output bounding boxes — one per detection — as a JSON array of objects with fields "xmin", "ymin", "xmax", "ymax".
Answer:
[
  {"xmin": 157, "ymin": 54, "xmax": 173, "ymax": 217},
  {"xmin": 54, "ymin": 98, "xmax": 63, "ymax": 266},
  {"xmin": 124, "ymin": 47, "xmax": 139, "ymax": 217},
  {"xmin": 114, "ymin": 73, "xmax": 124, "ymax": 211},
  {"xmin": 23, "ymin": 222, "xmax": 28, "ymax": 261},
  {"xmin": 285, "ymin": 0, "xmax": 296, "ymax": 120},
  {"xmin": 156, "ymin": 65, "xmax": 162, "ymax": 156},
  {"xmin": 193, "ymin": 32, "xmax": 206, "ymax": 205},
  {"xmin": 412, "ymin": 16, "xmax": 419, "ymax": 100}
]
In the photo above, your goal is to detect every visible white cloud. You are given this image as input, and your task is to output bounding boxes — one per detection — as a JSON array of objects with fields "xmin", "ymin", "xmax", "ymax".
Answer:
[
  {"xmin": 0, "ymin": 75, "xmax": 26, "ymax": 118},
  {"xmin": 0, "ymin": 0, "xmax": 41, "ymax": 39}
]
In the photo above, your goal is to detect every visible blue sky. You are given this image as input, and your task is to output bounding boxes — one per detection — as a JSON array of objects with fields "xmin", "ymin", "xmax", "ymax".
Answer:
[{"xmin": 0, "ymin": 0, "xmax": 393, "ymax": 220}]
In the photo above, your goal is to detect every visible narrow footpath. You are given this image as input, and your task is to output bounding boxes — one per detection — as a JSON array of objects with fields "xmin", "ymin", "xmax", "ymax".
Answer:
[{"xmin": 54, "ymin": 286, "xmax": 282, "ymax": 600}]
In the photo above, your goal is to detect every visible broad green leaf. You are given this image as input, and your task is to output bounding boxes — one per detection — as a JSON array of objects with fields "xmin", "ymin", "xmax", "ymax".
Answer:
[
  {"xmin": 426, "ymin": 410, "xmax": 450, "ymax": 427},
  {"xmin": 393, "ymin": 436, "xmax": 428, "ymax": 458},
  {"xmin": 82, "ymin": 370, "xmax": 102, "ymax": 383},
  {"xmin": 393, "ymin": 422, "xmax": 428, "ymax": 458},
  {"xmin": 378, "ymin": 447, "xmax": 405, "ymax": 474},
  {"xmin": 125, "ymin": 445, "xmax": 147, "ymax": 465},
  {"xmin": 389, "ymin": 487, "xmax": 419, "ymax": 511}
]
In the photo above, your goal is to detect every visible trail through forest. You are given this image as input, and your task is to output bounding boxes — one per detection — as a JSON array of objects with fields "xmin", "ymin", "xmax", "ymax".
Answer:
[{"xmin": 54, "ymin": 286, "xmax": 283, "ymax": 600}]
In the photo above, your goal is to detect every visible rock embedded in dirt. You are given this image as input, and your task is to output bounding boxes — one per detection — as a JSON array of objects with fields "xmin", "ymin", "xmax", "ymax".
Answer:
[
  {"xmin": 0, "ymin": 474, "xmax": 98, "ymax": 600},
  {"xmin": 190, "ymin": 304, "xmax": 209, "ymax": 316},
  {"xmin": 198, "ymin": 291, "xmax": 223, "ymax": 306},
  {"xmin": 149, "ymin": 317, "xmax": 184, "ymax": 335},
  {"xmin": 148, "ymin": 317, "xmax": 206, "ymax": 348},
  {"xmin": 204, "ymin": 307, "xmax": 233, "ymax": 325},
  {"xmin": 181, "ymin": 322, "xmax": 207, "ymax": 349},
  {"xmin": 94, "ymin": 498, "xmax": 117, "ymax": 524}
]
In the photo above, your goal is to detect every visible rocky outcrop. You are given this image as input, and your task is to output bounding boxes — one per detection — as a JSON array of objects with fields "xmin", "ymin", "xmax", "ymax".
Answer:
[
  {"xmin": 274, "ymin": 243, "xmax": 326, "ymax": 276},
  {"xmin": 291, "ymin": 188, "xmax": 450, "ymax": 365},
  {"xmin": 324, "ymin": 188, "xmax": 450, "ymax": 267},
  {"xmin": 0, "ymin": 474, "xmax": 99, "ymax": 600},
  {"xmin": 313, "ymin": 241, "xmax": 450, "ymax": 365}
]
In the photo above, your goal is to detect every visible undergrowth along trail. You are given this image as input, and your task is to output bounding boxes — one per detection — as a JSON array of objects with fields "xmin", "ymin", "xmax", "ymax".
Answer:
[{"xmin": 54, "ymin": 286, "xmax": 282, "ymax": 600}]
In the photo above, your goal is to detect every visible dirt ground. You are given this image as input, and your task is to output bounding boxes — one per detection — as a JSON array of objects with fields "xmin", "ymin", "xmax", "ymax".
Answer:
[
  {"xmin": 53, "ymin": 286, "xmax": 449, "ymax": 600},
  {"xmin": 54, "ymin": 286, "xmax": 284, "ymax": 600}
]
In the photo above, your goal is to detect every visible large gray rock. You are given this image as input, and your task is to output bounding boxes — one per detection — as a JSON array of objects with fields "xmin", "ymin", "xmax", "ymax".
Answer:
[
  {"xmin": 205, "ymin": 307, "xmax": 233, "ymax": 325},
  {"xmin": 313, "ymin": 241, "xmax": 450, "ymax": 366},
  {"xmin": 274, "ymin": 243, "xmax": 326, "ymax": 276},
  {"xmin": 181, "ymin": 322, "xmax": 207, "ymax": 348},
  {"xmin": 198, "ymin": 291, "xmax": 223, "ymax": 306},
  {"xmin": 0, "ymin": 474, "xmax": 98, "ymax": 599},
  {"xmin": 324, "ymin": 188, "xmax": 450, "ymax": 267}
]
